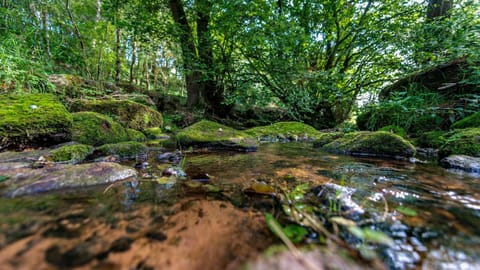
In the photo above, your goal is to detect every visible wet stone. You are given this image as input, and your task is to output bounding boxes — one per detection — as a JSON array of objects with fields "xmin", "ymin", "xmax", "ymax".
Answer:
[{"xmin": 110, "ymin": 237, "xmax": 133, "ymax": 252}]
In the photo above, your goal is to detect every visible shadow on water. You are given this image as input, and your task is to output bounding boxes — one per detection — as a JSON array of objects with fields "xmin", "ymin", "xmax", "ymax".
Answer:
[{"xmin": 0, "ymin": 142, "xmax": 479, "ymax": 269}]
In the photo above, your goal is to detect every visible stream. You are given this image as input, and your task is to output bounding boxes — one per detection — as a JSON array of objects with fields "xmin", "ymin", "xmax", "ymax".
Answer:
[{"xmin": 0, "ymin": 143, "xmax": 479, "ymax": 270}]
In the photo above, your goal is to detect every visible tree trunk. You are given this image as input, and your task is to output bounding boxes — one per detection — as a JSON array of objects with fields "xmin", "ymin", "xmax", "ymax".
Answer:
[
  {"xmin": 65, "ymin": 0, "xmax": 91, "ymax": 77},
  {"xmin": 427, "ymin": 0, "xmax": 453, "ymax": 20},
  {"xmin": 129, "ymin": 35, "xmax": 136, "ymax": 84},
  {"xmin": 115, "ymin": 27, "xmax": 121, "ymax": 84},
  {"xmin": 41, "ymin": 8, "xmax": 51, "ymax": 58}
]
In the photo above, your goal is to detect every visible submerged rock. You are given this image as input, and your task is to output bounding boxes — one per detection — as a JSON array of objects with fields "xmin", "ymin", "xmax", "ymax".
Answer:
[
  {"xmin": 440, "ymin": 155, "xmax": 480, "ymax": 173},
  {"xmin": 311, "ymin": 183, "xmax": 365, "ymax": 217},
  {"xmin": 70, "ymin": 99, "xmax": 163, "ymax": 130},
  {"xmin": 176, "ymin": 120, "xmax": 258, "ymax": 151},
  {"xmin": 245, "ymin": 121, "xmax": 323, "ymax": 142},
  {"xmin": 72, "ymin": 112, "xmax": 129, "ymax": 146},
  {"xmin": 320, "ymin": 131, "xmax": 416, "ymax": 159},
  {"xmin": 439, "ymin": 128, "xmax": 480, "ymax": 158},
  {"xmin": 0, "ymin": 162, "xmax": 137, "ymax": 197},
  {"xmin": 0, "ymin": 94, "xmax": 72, "ymax": 149}
]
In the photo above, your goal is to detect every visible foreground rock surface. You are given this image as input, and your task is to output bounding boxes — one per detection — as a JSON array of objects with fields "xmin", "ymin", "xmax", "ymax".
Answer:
[
  {"xmin": 320, "ymin": 131, "xmax": 416, "ymax": 159},
  {"xmin": 0, "ymin": 94, "xmax": 72, "ymax": 149},
  {"xmin": 0, "ymin": 162, "xmax": 137, "ymax": 197},
  {"xmin": 440, "ymin": 155, "xmax": 480, "ymax": 173},
  {"xmin": 176, "ymin": 120, "xmax": 258, "ymax": 151}
]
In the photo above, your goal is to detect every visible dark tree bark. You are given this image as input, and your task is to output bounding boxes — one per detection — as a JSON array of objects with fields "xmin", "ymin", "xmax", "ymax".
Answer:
[
  {"xmin": 115, "ymin": 27, "xmax": 121, "ymax": 84},
  {"xmin": 427, "ymin": 0, "xmax": 453, "ymax": 20},
  {"xmin": 129, "ymin": 35, "xmax": 136, "ymax": 84}
]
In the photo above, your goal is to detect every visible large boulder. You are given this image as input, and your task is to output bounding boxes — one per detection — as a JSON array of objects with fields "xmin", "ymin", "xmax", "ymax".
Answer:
[
  {"xmin": 94, "ymin": 141, "xmax": 148, "ymax": 160},
  {"xmin": 49, "ymin": 144, "xmax": 94, "ymax": 163},
  {"xmin": 320, "ymin": 131, "xmax": 416, "ymax": 159},
  {"xmin": 176, "ymin": 120, "xmax": 258, "ymax": 152},
  {"xmin": 0, "ymin": 94, "xmax": 72, "ymax": 149},
  {"xmin": 72, "ymin": 112, "xmax": 129, "ymax": 146},
  {"xmin": 439, "ymin": 128, "xmax": 480, "ymax": 158},
  {"xmin": 245, "ymin": 122, "xmax": 322, "ymax": 142},
  {"xmin": 0, "ymin": 162, "xmax": 137, "ymax": 197},
  {"xmin": 440, "ymin": 155, "xmax": 480, "ymax": 173},
  {"xmin": 70, "ymin": 99, "xmax": 163, "ymax": 130}
]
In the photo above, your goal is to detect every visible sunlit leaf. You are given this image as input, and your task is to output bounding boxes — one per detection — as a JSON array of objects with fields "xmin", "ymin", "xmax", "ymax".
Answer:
[
  {"xmin": 330, "ymin": 216, "xmax": 356, "ymax": 227},
  {"xmin": 396, "ymin": 206, "xmax": 418, "ymax": 216},
  {"xmin": 265, "ymin": 213, "xmax": 307, "ymax": 243},
  {"xmin": 362, "ymin": 228, "xmax": 394, "ymax": 246}
]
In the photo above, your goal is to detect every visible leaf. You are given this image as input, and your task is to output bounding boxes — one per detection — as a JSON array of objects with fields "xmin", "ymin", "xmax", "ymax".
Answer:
[
  {"xmin": 362, "ymin": 228, "xmax": 394, "ymax": 246},
  {"xmin": 396, "ymin": 206, "xmax": 417, "ymax": 216},
  {"xmin": 0, "ymin": 175, "xmax": 8, "ymax": 182},
  {"xmin": 330, "ymin": 216, "xmax": 357, "ymax": 227},
  {"xmin": 265, "ymin": 213, "xmax": 307, "ymax": 243}
]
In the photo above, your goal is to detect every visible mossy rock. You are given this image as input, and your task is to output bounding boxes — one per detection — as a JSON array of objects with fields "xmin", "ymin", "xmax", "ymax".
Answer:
[
  {"xmin": 72, "ymin": 112, "xmax": 129, "ymax": 146},
  {"xmin": 127, "ymin": 128, "xmax": 147, "ymax": 142},
  {"xmin": 312, "ymin": 132, "xmax": 344, "ymax": 148},
  {"xmin": 0, "ymin": 93, "xmax": 72, "ymax": 149},
  {"xmin": 176, "ymin": 120, "xmax": 258, "ymax": 151},
  {"xmin": 322, "ymin": 131, "xmax": 416, "ymax": 158},
  {"xmin": 452, "ymin": 112, "xmax": 480, "ymax": 129},
  {"xmin": 143, "ymin": 127, "xmax": 168, "ymax": 139},
  {"xmin": 439, "ymin": 128, "xmax": 480, "ymax": 158},
  {"xmin": 245, "ymin": 122, "xmax": 322, "ymax": 142},
  {"xmin": 415, "ymin": 130, "xmax": 448, "ymax": 149},
  {"xmin": 95, "ymin": 141, "xmax": 148, "ymax": 159},
  {"xmin": 49, "ymin": 144, "xmax": 94, "ymax": 163},
  {"xmin": 70, "ymin": 99, "xmax": 163, "ymax": 130}
]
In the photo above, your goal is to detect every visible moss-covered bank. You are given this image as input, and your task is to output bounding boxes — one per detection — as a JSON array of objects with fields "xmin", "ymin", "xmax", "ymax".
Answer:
[
  {"xmin": 245, "ymin": 122, "xmax": 322, "ymax": 142},
  {"xmin": 321, "ymin": 131, "xmax": 416, "ymax": 158},
  {"xmin": 439, "ymin": 128, "xmax": 480, "ymax": 158},
  {"xmin": 94, "ymin": 141, "xmax": 148, "ymax": 159},
  {"xmin": 0, "ymin": 94, "xmax": 72, "ymax": 149},
  {"xmin": 70, "ymin": 99, "xmax": 162, "ymax": 130},
  {"xmin": 452, "ymin": 112, "xmax": 480, "ymax": 129},
  {"xmin": 72, "ymin": 112, "xmax": 129, "ymax": 146},
  {"xmin": 176, "ymin": 120, "xmax": 258, "ymax": 151}
]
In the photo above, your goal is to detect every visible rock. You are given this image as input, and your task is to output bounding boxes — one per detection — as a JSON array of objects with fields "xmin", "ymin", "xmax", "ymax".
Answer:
[
  {"xmin": 157, "ymin": 151, "xmax": 183, "ymax": 163},
  {"xmin": 0, "ymin": 94, "xmax": 72, "ymax": 149},
  {"xmin": 312, "ymin": 132, "xmax": 344, "ymax": 147},
  {"xmin": 176, "ymin": 120, "xmax": 258, "ymax": 152},
  {"xmin": 311, "ymin": 183, "xmax": 365, "ymax": 217},
  {"xmin": 440, "ymin": 155, "xmax": 480, "ymax": 173},
  {"xmin": 438, "ymin": 128, "xmax": 480, "ymax": 158},
  {"xmin": 70, "ymin": 99, "xmax": 163, "ymax": 130},
  {"xmin": 452, "ymin": 111, "xmax": 480, "ymax": 129},
  {"xmin": 0, "ymin": 149, "xmax": 52, "ymax": 163},
  {"xmin": 49, "ymin": 144, "xmax": 94, "ymax": 163},
  {"xmin": 245, "ymin": 121, "xmax": 322, "ymax": 142},
  {"xmin": 0, "ymin": 162, "xmax": 137, "ymax": 197},
  {"xmin": 143, "ymin": 127, "xmax": 168, "ymax": 139},
  {"xmin": 126, "ymin": 128, "xmax": 147, "ymax": 142},
  {"xmin": 321, "ymin": 131, "xmax": 416, "ymax": 159},
  {"xmin": 94, "ymin": 141, "xmax": 148, "ymax": 160},
  {"xmin": 72, "ymin": 112, "xmax": 129, "ymax": 146}
]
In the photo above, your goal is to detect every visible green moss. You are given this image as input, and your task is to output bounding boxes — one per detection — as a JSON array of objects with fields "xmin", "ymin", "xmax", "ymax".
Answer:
[
  {"xmin": 452, "ymin": 112, "xmax": 480, "ymax": 129},
  {"xmin": 143, "ymin": 127, "xmax": 167, "ymax": 139},
  {"xmin": 127, "ymin": 128, "xmax": 147, "ymax": 142},
  {"xmin": 416, "ymin": 130, "xmax": 447, "ymax": 148},
  {"xmin": 70, "ymin": 99, "xmax": 163, "ymax": 130},
  {"xmin": 0, "ymin": 93, "xmax": 72, "ymax": 148},
  {"xmin": 439, "ymin": 128, "xmax": 480, "ymax": 158},
  {"xmin": 378, "ymin": 125, "xmax": 407, "ymax": 138},
  {"xmin": 322, "ymin": 131, "xmax": 416, "ymax": 158},
  {"xmin": 49, "ymin": 144, "xmax": 93, "ymax": 163},
  {"xmin": 95, "ymin": 141, "xmax": 148, "ymax": 159},
  {"xmin": 245, "ymin": 122, "xmax": 322, "ymax": 141},
  {"xmin": 72, "ymin": 112, "xmax": 129, "ymax": 146},
  {"xmin": 176, "ymin": 120, "xmax": 257, "ymax": 151},
  {"xmin": 313, "ymin": 132, "xmax": 344, "ymax": 147}
]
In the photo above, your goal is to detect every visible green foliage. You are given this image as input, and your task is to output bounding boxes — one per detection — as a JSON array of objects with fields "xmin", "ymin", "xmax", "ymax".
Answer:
[
  {"xmin": 0, "ymin": 94, "xmax": 72, "ymax": 148},
  {"xmin": 439, "ymin": 128, "xmax": 480, "ymax": 158},
  {"xmin": 265, "ymin": 213, "xmax": 308, "ymax": 244},
  {"xmin": 72, "ymin": 111, "xmax": 129, "ymax": 146},
  {"xmin": 452, "ymin": 111, "xmax": 480, "ymax": 129},
  {"xmin": 378, "ymin": 125, "xmax": 407, "ymax": 138},
  {"xmin": 416, "ymin": 130, "xmax": 448, "ymax": 149},
  {"xmin": 50, "ymin": 144, "xmax": 94, "ymax": 163},
  {"xmin": 395, "ymin": 206, "xmax": 418, "ymax": 217}
]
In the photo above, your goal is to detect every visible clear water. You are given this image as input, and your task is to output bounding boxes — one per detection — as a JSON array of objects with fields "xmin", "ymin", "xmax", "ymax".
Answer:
[{"xmin": 0, "ymin": 143, "xmax": 479, "ymax": 269}]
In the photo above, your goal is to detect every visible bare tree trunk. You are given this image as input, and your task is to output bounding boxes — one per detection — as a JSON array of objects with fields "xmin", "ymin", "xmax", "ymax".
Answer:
[
  {"xmin": 41, "ymin": 8, "xmax": 51, "ymax": 58},
  {"xmin": 65, "ymin": 0, "xmax": 91, "ymax": 77},
  {"xmin": 129, "ymin": 35, "xmax": 136, "ymax": 84},
  {"xmin": 115, "ymin": 28, "xmax": 121, "ymax": 83},
  {"xmin": 427, "ymin": 0, "xmax": 453, "ymax": 20}
]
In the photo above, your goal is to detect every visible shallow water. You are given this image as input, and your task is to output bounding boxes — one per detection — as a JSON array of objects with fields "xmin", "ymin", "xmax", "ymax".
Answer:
[{"xmin": 0, "ymin": 143, "xmax": 479, "ymax": 269}]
